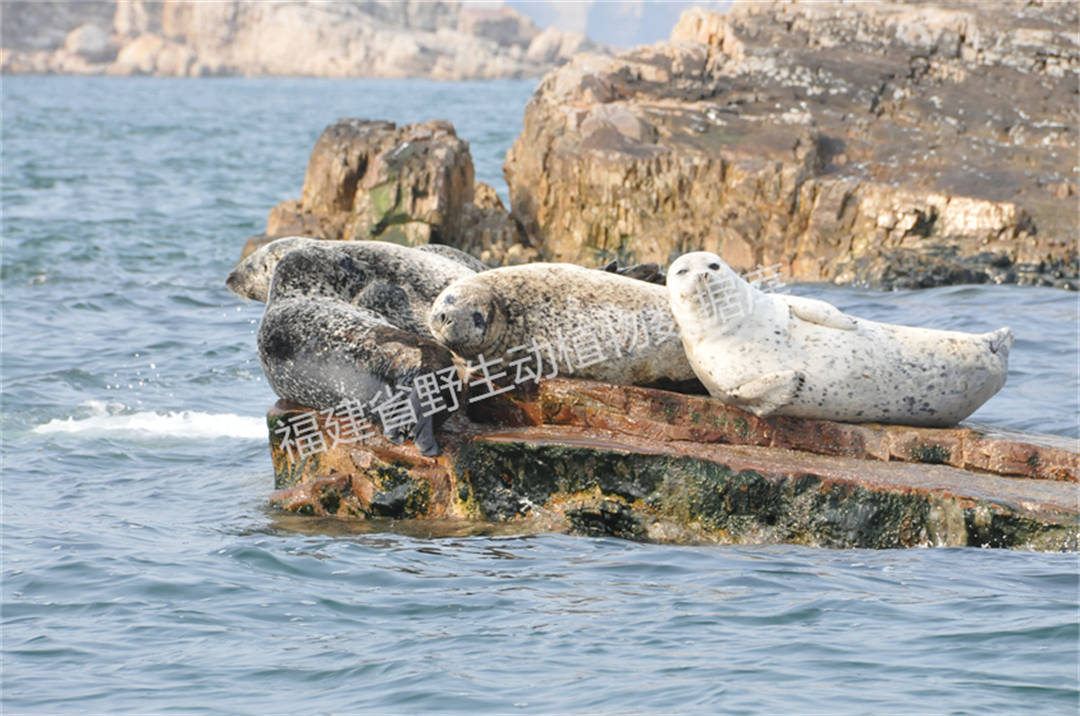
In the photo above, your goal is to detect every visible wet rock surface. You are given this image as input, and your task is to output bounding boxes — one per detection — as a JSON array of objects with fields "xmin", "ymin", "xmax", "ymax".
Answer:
[
  {"xmin": 266, "ymin": 378, "xmax": 1079, "ymax": 550},
  {"xmin": 503, "ymin": 1, "xmax": 1078, "ymax": 289}
]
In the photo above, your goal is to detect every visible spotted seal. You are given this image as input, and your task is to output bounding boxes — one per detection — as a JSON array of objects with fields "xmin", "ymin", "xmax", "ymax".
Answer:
[
  {"xmin": 225, "ymin": 237, "xmax": 481, "ymax": 314},
  {"xmin": 259, "ymin": 246, "xmax": 460, "ymax": 456},
  {"xmin": 415, "ymin": 243, "xmax": 489, "ymax": 273},
  {"xmin": 428, "ymin": 263, "xmax": 701, "ymax": 390},
  {"xmin": 666, "ymin": 251, "xmax": 1013, "ymax": 426}
]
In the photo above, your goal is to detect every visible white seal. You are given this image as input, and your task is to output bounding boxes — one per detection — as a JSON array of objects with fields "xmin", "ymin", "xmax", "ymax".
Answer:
[{"xmin": 666, "ymin": 251, "xmax": 1013, "ymax": 426}]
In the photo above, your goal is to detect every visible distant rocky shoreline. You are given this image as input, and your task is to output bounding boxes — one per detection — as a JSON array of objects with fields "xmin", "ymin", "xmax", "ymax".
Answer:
[{"xmin": 1, "ymin": 0, "xmax": 595, "ymax": 80}]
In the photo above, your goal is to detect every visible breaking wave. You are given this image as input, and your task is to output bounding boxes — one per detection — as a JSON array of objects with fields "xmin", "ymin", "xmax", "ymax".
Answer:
[{"xmin": 33, "ymin": 401, "xmax": 266, "ymax": 440}]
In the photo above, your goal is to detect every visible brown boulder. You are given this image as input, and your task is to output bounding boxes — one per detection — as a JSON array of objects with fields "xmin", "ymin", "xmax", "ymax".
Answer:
[
  {"xmin": 264, "ymin": 118, "xmax": 529, "ymax": 261},
  {"xmin": 503, "ymin": 1, "xmax": 1079, "ymax": 288}
]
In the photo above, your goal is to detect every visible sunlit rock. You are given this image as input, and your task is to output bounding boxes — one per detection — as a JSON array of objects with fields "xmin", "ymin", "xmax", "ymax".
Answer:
[{"xmin": 503, "ymin": 1, "xmax": 1079, "ymax": 288}]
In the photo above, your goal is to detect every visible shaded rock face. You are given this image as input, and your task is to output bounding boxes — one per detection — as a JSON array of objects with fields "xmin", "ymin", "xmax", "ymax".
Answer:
[
  {"xmin": 503, "ymin": 1, "xmax": 1079, "ymax": 289},
  {"xmin": 1, "ymin": 0, "xmax": 600, "ymax": 80},
  {"xmin": 265, "ymin": 118, "xmax": 533, "ymax": 262}
]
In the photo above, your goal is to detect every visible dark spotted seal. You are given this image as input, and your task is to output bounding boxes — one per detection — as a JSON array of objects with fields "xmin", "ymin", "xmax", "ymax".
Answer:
[
  {"xmin": 428, "ymin": 263, "xmax": 701, "ymax": 390},
  {"xmin": 415, "ymin": 243, "xmax": 489, "ymax": 273},
  {"xmin": 666, "ymin": 251, "xmax": 1013, "ymax": 426},
  {"xmin": 226, "ymin": 237, "xmax": 480, "ymax": 317},
  {"xmin": 258, "ymin": 246, "xmax": 460, "ymax": 456}
]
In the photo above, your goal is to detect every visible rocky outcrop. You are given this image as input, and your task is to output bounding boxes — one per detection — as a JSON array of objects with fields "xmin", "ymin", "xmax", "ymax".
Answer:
[
  {"xmin": 503, "ymin": 1, "xmax": 1079, "ymax": 289},
  {"xmin": 261, "ymin": 118, "xmax": 535, "ymax": 264},
  {"xmin": 266, "ymin": 378, "xmax": 1079, "ymax": 550},
  {"xmin": 2, "ymin": 0, "xmax": 598, "ymax": 80}
]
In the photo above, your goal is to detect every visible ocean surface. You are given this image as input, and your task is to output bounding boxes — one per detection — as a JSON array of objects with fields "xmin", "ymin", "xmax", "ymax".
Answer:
[{"xmin": 2, "ymin": 77, "xmax": 1078, "ymax": 714}]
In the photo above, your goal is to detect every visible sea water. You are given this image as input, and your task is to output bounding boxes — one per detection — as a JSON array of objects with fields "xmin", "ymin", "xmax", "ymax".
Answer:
[{"xmin": 3, "ymin": 77, "xmax": 1077, "ymax": 714}]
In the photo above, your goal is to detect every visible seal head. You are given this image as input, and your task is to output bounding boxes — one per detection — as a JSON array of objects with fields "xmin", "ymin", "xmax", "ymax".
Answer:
[
  {"xmin": 667, "ymin": 252, "xmax": 758, "ymax": 342},
  {"xmin": 428, "ymin": 278, "xmax": 507, "ymax": 358},
  {"xmin": 227, "ymin": 237, "xmax": 315, "ymax": 300}
]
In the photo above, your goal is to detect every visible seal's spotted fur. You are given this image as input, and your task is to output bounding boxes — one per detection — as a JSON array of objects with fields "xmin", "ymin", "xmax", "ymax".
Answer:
[
  {"xmin": 429, "ymin": 263, "xmax": 701, "ymax": 390},
  {"xmin": 226, "ymin": 237, "xmax": 480, "ymax": 335},
  {"xmin": 258, "ymin": 246, "xmax": 459, "ymax": 456},
  {"xmin": 667, "ymin": 251, "xmax": 1012, "ymax": 426}
]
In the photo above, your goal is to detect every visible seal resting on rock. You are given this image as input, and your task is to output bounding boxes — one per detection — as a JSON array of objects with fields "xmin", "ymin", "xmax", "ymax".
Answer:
[
  {"xmin": 666, "ymin": 251, "xmax": 1013, "ymax": 426},
  {"xmin": 428, "ymin": 263, "xmax": 701, "ymax": 390},
  {"xmin": 226, "ymin": 236, "xmax": 482, "ymax": 311},
  {"xmin": 259, "ymin": 246, "xmax": 461, "ymax": 456}
]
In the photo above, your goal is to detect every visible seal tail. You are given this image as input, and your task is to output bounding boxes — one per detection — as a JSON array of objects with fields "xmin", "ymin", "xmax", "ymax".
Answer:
[{"xmin": 986, "ymin": 327, "xmax": 1013, "ymax": 357}]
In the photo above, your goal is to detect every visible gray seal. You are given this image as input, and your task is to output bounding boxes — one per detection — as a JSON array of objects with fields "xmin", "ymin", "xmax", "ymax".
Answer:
[
  {"xmin": 225, "ymin": 237, "xmax": 479, "ymax": 302},
  {"xmin": 667, "ymin": 251, "xmax": 1013, "ymax": 426},
  {"xmin": 226, "ymin": 238, "xmax": 481, "ymax": 325},
  {"xmin": 428, "ymin": 263, "xmax": 701, "ymax": 390},
  {"xmin": 259, "ymin": 246, "xmax": 460, "ymax": 456},
  {"xmin": 415, "ymin": 243, "xmax": 489, "ymax": 273}
]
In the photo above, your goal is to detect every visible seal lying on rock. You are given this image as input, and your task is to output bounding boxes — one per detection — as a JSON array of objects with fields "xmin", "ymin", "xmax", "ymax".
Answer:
[
  {"xmin": 414, "ymin": 243, "xmax": 489, "ymax": 273},
  {"xmin": 428, "ymin": 263, "xmax": 701, "ymax": 390},
  {"xmin": 259, "ymin": 246, "xmax": 461, "ymax": 456},
  {"xmin": 226, "ymin": 236, "xmax": 482, "ymax": 308},
  {"xmin": 667, "ymin": 251, "xmax": 1013, "ymax": 426}
]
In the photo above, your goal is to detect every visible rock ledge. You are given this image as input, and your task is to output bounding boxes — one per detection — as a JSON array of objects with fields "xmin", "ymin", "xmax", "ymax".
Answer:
[{"xmin": 267, "ymin": 378, "xmax": 1078, "ymax": 550}]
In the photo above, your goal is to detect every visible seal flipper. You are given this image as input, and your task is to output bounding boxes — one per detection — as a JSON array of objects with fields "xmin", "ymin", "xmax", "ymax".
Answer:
[
  {"xmin": 987, "ymin": 326, "xmax": 1013, "ymax": 356},
  {"xmin": 411, "ymin": 414, "xmax": 440, "ymax": 457},
  {"xmin": 406, "ymin": 386, "xmax": 440, "ymax": 457},
  {"xmin": 727, "ymin": 369, "xmax": 805, "ymax": 417},
  {"xmin": 784, "ymin": 296, "xmax": 857, "ymax": 331}
]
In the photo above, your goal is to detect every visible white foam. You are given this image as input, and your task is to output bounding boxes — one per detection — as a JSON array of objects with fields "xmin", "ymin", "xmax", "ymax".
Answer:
[{"xmin": 34, "ymin": 404, "xmax": 266, "ymax": 440}]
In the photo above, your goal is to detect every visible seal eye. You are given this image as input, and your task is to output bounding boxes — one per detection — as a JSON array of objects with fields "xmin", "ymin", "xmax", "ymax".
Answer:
[
  {"xmin": 676, "ymin": 268, "xmax": 688, "ymax": 275},
  {"xmin": 708, "ymin": 262, "xmax": 720, "ymax": 271},
  {"xmin": 471, "ymin": 311, "xmax": 485, "ymax": 329}
]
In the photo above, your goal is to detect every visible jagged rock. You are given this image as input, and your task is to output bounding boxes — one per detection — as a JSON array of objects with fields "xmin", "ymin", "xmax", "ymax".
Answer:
[
  {"xmin": 109, "ymin": 33, "xmax": 166, "ymax": 75},
  {"xmin": 526, "ymin": 27, "xmax": 591, "ymax": 64},
  {"xmin": 269, "ymin": 118, "xmax": 471, "ymax": 245},
  {"xmin": 265, "ymin": 378, "xmax": 1078, "ymax": 550},
  {"xmin": 263, "ymin": 118, "xmax": 529, "ymax": 262},
  {"xmin": 458, "ymin": 5, "xmax": 538, "ymax": 47},
  {"xmin": 2, "ymin": 0, "xmax": 603, "ymax": 80},
  {"xmin": 503, "ymin": 1, "xmax": 1079, "ymax": 289}
]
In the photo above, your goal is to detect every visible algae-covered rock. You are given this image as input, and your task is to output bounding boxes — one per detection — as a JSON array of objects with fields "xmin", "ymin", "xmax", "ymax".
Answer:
[{"xmin": 266, "ymin": 379, "xmax": 1079, "ymax": 550}]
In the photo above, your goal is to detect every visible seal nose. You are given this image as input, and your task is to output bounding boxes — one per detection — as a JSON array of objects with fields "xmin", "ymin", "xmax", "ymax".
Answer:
[{"xmin": 435, "ymin": 312, "xmax": 448, "ymax": 326}]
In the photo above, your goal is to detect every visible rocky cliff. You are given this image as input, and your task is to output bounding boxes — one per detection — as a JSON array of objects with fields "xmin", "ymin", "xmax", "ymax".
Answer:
[
  {"xmin": 1, "ymin": 0, "xmax": 596, "ymax": 80},
  {"xmin": 503, "ymin": 1, "xmax": 1079, "ymax": 288}
]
